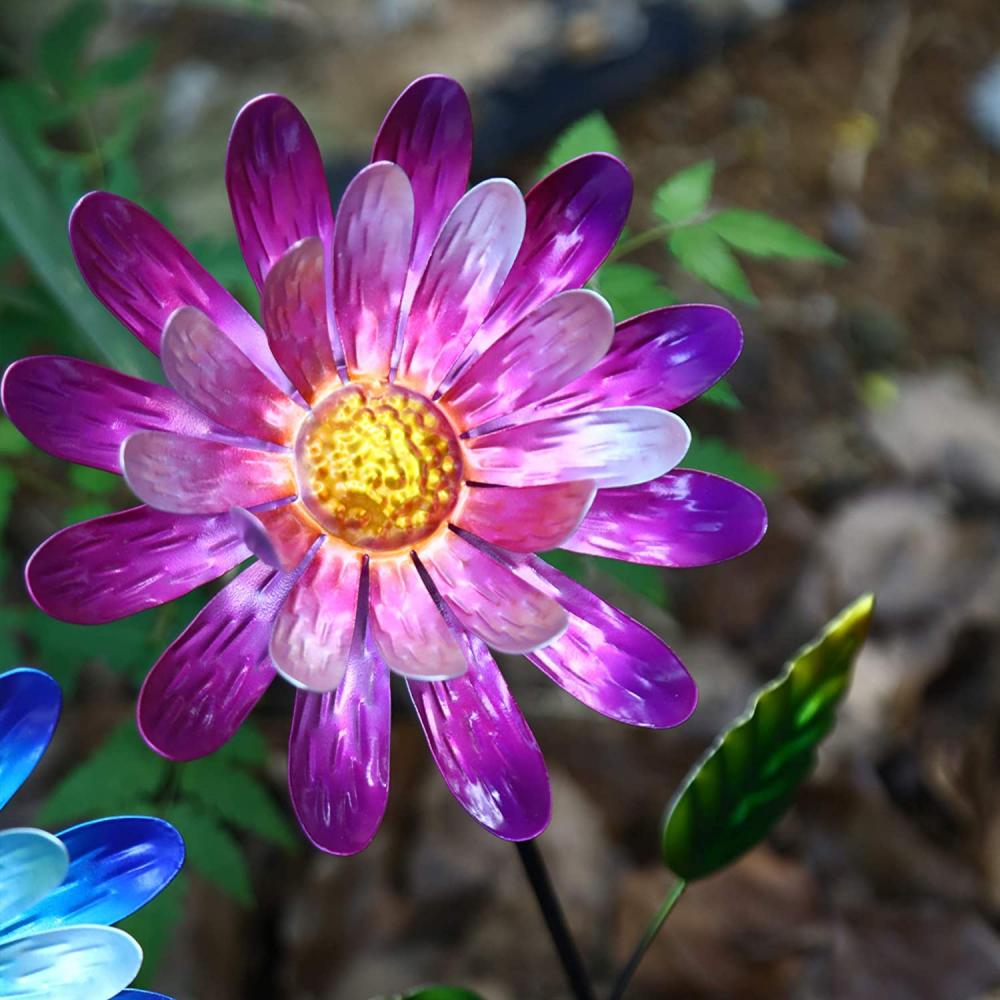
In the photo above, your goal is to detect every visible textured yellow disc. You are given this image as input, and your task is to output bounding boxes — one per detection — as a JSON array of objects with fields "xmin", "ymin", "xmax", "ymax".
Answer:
[{"xmin": 295, "ymin": 382, "xmax": 464, "ymax": 552}]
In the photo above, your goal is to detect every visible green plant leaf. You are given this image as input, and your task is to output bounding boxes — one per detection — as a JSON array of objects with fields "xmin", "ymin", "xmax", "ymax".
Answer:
[
  {"xmin": 40, "ymin": 720, "xmax": 168, "ymax": 826},
  {"xmin": 542, "ymin": 551, "xmax": 666, "ymax": 606},
  {"xmin": 68, "ymin": 466, "xmax": 120, "ymax": 495},
  {"xmin": 699, "ymin": 379, "xmax": 741, "ymax": 410},
  {"xmin": 662, "ymin": 595, "xmax": 875, "ymax": 880},
  {"xmin": 80, "ymin": 40, "xmax": 156, "ymax": 92},
  {"xmin": 542, "ymin": 112, "xmax": 621, "ymax": 174},
  {"xmin": 119, "ymin": 871, "xmax": 186, "ymax": 987},
  {"xmin": 683, "ymin": 434, "xmax": 775, "ymax": 493},
  {"xmin": 180, "ymin": 757, "xmax": 298, "ymax": 851},
  {"xmin": 38, "ymin": 0, "xmax": 104, "ymax": 90},
  {"xmin": 668, "ymin": 224, "xmax": 757, "ymax": 304},
  {"xmin": 163, "ymin": 802, "xmax": 253, "ymax": 905},
  {"xmin": 653, "ymin": 160, "xmax": 715, "ymax": 225},
  {"xmin": 217, "ymin": 721, "xmax": 268, "ymax": 768},
  {"xmin": 396, "ymin": 989, "xmax": 484, "ymax": 1000},
  {"xmin": 592, "ymin": 262, "xmax": 677, "ymax": 320},
  {"xmin": 0, "ymin": 418, "xmax": 30, "ymax": 456},
  {"xmin": 707, "ymin": 208, "xmax": 843, "ymax": 264}
]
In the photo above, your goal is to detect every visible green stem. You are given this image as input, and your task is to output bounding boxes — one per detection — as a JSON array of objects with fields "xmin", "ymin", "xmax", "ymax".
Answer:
[
  {"xmin": 606, "ymin": 223, "xmax": 672, "ymax": 262},
  {"xmin": 607, "ymin": 878, "xmax": 686, "ymax": 1000}
]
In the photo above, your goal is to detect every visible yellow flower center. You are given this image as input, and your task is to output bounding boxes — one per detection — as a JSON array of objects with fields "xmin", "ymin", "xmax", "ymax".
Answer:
[{"xmin": 295, "ymin": 382, "xmax": 464, "ymax": 552}]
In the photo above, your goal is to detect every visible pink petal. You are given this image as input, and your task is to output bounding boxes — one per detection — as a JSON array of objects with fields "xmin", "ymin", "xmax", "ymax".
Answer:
[
  {"xmin": 226, "ymin": 95, "xmax": 334, "ymax": 291},
  {"xmin": 421, "ymin": 533, "xmax": 566, "ymax": 653},
  {"xmin": 288, "ymin": 625, "xmax": 390, "ymax": 855},
  {"xmin": 455, "ymin": 481, "xmax": 596, "ymax": 553},
  {"xmin": 408, "ymin": 634, "xmax": 550, "ymax": 841},
  {"xmin": 261, "ymin": 238, "xmax": 340, "ymax": 405},
  {"xmin": 368, "ymin": 556, "xmax": 467, "ymax": 679},
  {"xmin": 532, "ymin": 305, "xmax": 743, "ymax": 420},
  {"xmin": 25, "ymin": 506, "xmax": 248, "ymax": 625},
  {"xmin": 1, "ymin": 356, "xmax": 218, "ymax": 474},
  {"xmin": 121, "ymin": 431, "xmax": 294, "ymax": 514},
  {"xmin": 470, "ymin": 153, "xmax": 632, "ymax": 356},
  {"xmin": 440, "ymin": 289, "xmax": 614, "ymax": 430},
  {"xmin": 161, "ymin": 307, "xmax": 304, "ymax": 446},
  {"xmin": 396, "ymin": 180, "xmax": 525, "ymax": 392},
  {"xmin": 467, "ymin": 406, "xmax": 691, "ymax": 488},
  {"xmin": 138, "ymin": 561, "xmax": 299, "ymax": 760},
  {"xmin": 270, "ymin": 544, "xmax": 363, "ymax": 692},
  {"xmin": 69, "ymin": 193, "xmax": 277, "ymax": 381},
  {"xmin": 229, "ymin": 502, "xmax": 320, "ymax": 571},
  {"xmin": 563, "ymin": 470, "xmax": 767, "ymax": 567},
  {"xmin": 372, "ymin": 76, "xmax": 472, "ymax": 283},
  {"xmin": 516, "ymin": 555, "xmax": 697, "ymax": 728},
  {"xmin": 333, "ymin": 162, "xmax": 413, "ymax": 380}
]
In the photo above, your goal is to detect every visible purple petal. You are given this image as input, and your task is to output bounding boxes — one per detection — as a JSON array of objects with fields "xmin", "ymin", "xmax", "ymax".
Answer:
[
  {"xmin": 455, "ymin": 481, "xmax": 596, "ymax": 553},
  {"xmin": 532, "ymin": 305, "xmax": 743, "ymax": 419},
  {"xmin": 368, "ymin": 556, "xmax": 466, "ymax": 679},
  {"xmin": 333, "ymin": 162, "xmax": 413, "ymax": 380},
  {"xmin": 467, "ymin": 406, "xmax": 690, "ymax": 488},
  {"xmin": 396, "ymin": 180, "xmax": 525, "ymax": 392},
  {"xmin": 408, "ymin": 634, "xmax": 550, "ymax": 841},
  {"xmin": 471, "ymin": 153, "xmax": 632, "ymax": 354},
  {"xmin": 69, "ymin": 193, "xmax": 277, "ymax": 382},
  {"xmin": 270, "ymin": 544, "xmax": 363, "ymax": 692},
  {"xmin": 138, "ymin": 560, "xmax": 298, "ymax": 760},
  {"xmin": 122, "ymin": 431, "xmax": 294, "ymax": 514},
  {"xmin": 288, "ymin": 625, "xmax": 390, "ymax": 855},
  {"xmin": 229, "ymin": 502, "xmax": 320, "ymax": 572},
  {"xmin": 1, "ymin": 356, "xmax": 219, "ymax": 474},
  {"xmin": 226, "ymin": 94, "xmax": 334, "ymax": 291},
  {"xmin": 372, "ymin": 76, "xmax": 472, "ymax": 282},
  {"xmin": 161, "ymin": 306, "xmax": 304, "ymax": 446},
  {"xmin": 516, "ymin": 555, "xmax": 697, "ymax": 728},
  {"xmin": 421, "ymin": 532, "xmax": 567, "ymax": 653},
  {"xmin": 563, "ymin": 470, "xmax": 767, "ymax": 567},
  {"xmin": 440, "ymin": 289, "xmax": 614, "ymax": 430},
  {"xmin": 26, "ymin": 506, "xmax": 248, "ymax": 625},
  {"xmin": 261, "ymin": 238, "xmax": 340, "ymax": 405}
]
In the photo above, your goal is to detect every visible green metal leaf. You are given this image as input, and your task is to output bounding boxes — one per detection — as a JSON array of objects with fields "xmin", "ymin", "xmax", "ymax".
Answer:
[
  {"xmin": 542, "ymin": 112, "xmax": 621, "ymax": 175},
  {"xmin": 652, "ymin": 159, "xmax": 715, "ymax": 225},
  {"xmin": 668, "ymin": 224, "xmax": 757, "ymax": 305},
  {"xmin": 662, "ymin": 595, "xmax": 874, "ymax": 880},
  {"xmin": 707, "ymin": 208, "xmax": 844, "ymax": 264},
  {"xmin": 592, "ymin": 262, "xmax": 677, "ymax": 320}
]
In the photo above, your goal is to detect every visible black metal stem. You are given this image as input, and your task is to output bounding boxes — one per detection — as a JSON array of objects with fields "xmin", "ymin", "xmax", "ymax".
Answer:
[{"xmin": 515, "ymin": 839, "xmax": 596, "ymax": 1000}]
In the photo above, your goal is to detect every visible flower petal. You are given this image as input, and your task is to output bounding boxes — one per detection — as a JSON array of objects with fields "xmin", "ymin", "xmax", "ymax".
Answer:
[
  {"xmin": 1, "ymin": 357, "xmax": 219, "ymax": 475},
  {"xmin": 564, "ymin": 471, "xmax": 767, "ymax": 567},
  {"xmin": 270, "ymin": 544, "xmax": 363, "ymax": 692},
  {"xmin": 69, "ymin": 193, "xmax": 275, "ymax": 379},
  {"xmin": 455, "ymin": 481, "xmax": 596, "ymax": 553},
  {"xmin": 467, "ymin": 406, "xmax": 690, "ymax": 488},
  {"xmin": 229, "ymin": 503, "xmax": 319, "ymax": 572},
  {"xmin": 421, "ymin": 533, "xmax": 566, "ymax": 653},
  {"xmin": 0, "ymin": 818, "xmax": 184, "ymax": 940},
  {"xmin": 288, "ymin": 625, "xmax": 391, "ymax": 855},
  {"xmin": 121, "ymin": 432, "xmax": 294, "ymax": 515},
  {"xmin": 26, "ymin": 506, "xmax": 248, "ymax": 626},
  {"xmin": 396, "ymin": 180, "xmax": 525, "ymax": 392},
  {"xmin": 372, "ymin": 75, "xmax": 472, "ymax": 281},
  {"xmin": 161, "ymin": 307, "xmax": 304, "ymax": 446},
  {"xmin": 138, "ymin": 561, "xmax": 299, "ymax": 760},
  {"xmin": 261, "ymin": 238, "xmax": 339, "ymax": 405},
  {"xmin": 0, "ymin": 925, "xmax": 141, "ymax": 1000},
  {"xmin": 408, "ymin": 634, "xmax": 550, "ymax": 840},
  {"xmin": 0, "ymin": 669, "xmax": 61, "ymax": 810},
  {"xmin": 472, "ymin": 153, "xmax": 632, "ymax": 354},
  {"xmin": 532, "ymin": 305, "xmax": 743, "ymax": 419},
  {"xmin": 0, "ymin": 830, "xmax": 68, "ymax": 927},
  {"xmin": 516, "ymin": 555, "xmax": 697, "ymax": 728},
  {"xmin": 226, "ymin": 94, "xmax": 334, "ymax": 291},
  {"xmin": 368, "ymin": 556, "xmax": 467, "ymax": 679},
  {"xmin": 333, "ymin": 162, "xmax": 413, "ymax": 381},
  {"xmin": 114, "ymin": 992, "xmax": 173, "ymax": 999},
  {"xmin": 440, "ymin": 289, "xmax": 614, "ymax": 430}
]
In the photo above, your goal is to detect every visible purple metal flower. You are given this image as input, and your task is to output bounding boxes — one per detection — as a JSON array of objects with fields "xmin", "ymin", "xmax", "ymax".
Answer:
[{"xmin": 2, "ymin": 77, "xmax": 766, "ymax": 854}]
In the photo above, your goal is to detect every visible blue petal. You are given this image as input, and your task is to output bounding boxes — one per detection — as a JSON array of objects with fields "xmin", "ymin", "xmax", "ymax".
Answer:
[
  {"xmin": 0, "ymin": 817, "xmax": 184, "ymax": 941},
  {"xmin": 0, "ymin": 829, "xmax": 69, "ymax": 926},
  {"xmin": 0, "ymin": 924, "xmax": 141, "ymax": 1000},
  {"xmin": 0, "ymin": 669, "xmax": 61, "ymax": 810},
  {"xmin": 114, "ymin": 992, "xmax": 175, "ymax": 999}
]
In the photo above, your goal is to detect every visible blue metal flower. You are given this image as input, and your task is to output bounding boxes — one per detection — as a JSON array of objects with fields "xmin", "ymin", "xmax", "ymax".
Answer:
[{"xmin": 0, "ymin": 668, "xmax": 182, "ymax": 1000}]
